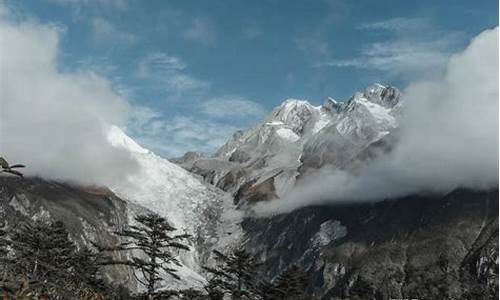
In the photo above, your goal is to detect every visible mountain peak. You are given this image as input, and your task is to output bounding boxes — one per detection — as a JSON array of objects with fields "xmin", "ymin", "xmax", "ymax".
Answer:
[
  {"xmin": 363, "ymin": 84, "xmax": 401, "ymax": 108},
  {"xmin": 107, "ymin": 125, "xmax": 149, "ymax": 154},
  {"xmin": 323, "ymin": 97, "xmax": 345, "ymax": 113}
]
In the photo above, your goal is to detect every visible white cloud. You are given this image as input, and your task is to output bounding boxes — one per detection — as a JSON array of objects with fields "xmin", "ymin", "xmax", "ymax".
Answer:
[
  {"xmin": 136, "ymin": 53, "xmax": 186, "ymax": 78},
  {"xmin": 255, "ymin": 27, "xmax": 499, "ymax": 215},
  {"xmin": 182, "ymin": 18, "xmax": 217, "ymax": 46},
  {"xmin": 49, "ymin": 0, "xmax": 128, "ymax": 10},
  {"xmin": 127, "ymin": 111, "xmax": 239, "ymax": 157},
  {"xmin": 321, "ymin": 17, "xmax": 464, "ymax": 78},
  {"xmin": 0, "ymin": 6, "xmax": 138, "ymax": 186},
  {"xmin": 91, "ymin": 17, "xmax": 137, "ymax": 46},
  {"xmin": 164, "ymin": 74, "xmax": 210, "ymax": 94},
  {"xmin": 135, "ymin": 52, "xmax": 210, "ymax": 95},
  {"xmin": 357, "ymin": 17, "xmax": 430, "ymax": 32},
  {"xmin": 201, "ymin": 96, "xmax": 265, "ymax": 118},
  {"xmin": 325, "ymin": 35, "xmax": 461, "ymax": 75}
]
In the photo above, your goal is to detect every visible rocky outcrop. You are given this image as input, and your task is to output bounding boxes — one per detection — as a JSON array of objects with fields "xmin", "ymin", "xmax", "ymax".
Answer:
[
  {"xmin": 242, "ymin": 189, "xmax": 498, "ymax": 299},
  {"xmin": 176, "ymin": 84, "xmax": 402, "ymax": 207},
  {"xmin": 0, "ymin": 176, "xmax": 133, "ymax": 286}
]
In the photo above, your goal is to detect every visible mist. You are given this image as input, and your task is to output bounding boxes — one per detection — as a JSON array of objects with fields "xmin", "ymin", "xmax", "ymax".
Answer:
[
  {"xmin": 255, "ymin": 27, "xmax": 499, "ymax": 216},
  {"xmin": 0, "ymin": 9, "xmax": 139, "ymax": 186}
]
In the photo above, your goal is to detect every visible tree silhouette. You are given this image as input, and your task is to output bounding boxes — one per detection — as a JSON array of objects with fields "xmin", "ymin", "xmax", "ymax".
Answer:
[
  {"xmin": 203, "ymin": 248, "xmax": 261, "ymax": 300},
  {"xmin": 96, "ymin": 213, "xmax": 190, "ymax": 299},
  {"xmin": 0, "ymin": 157, "xmax": 25, "ymax": 177},
  {"xmin": 2, "ymin": 219, "xmax": 110, "ymax": 299},
  {"xmin": 272, "ymin": 265, "xmax": 308, "ymax": 300}
]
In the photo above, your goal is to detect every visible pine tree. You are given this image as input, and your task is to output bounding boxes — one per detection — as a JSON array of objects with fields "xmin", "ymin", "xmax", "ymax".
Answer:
[
  {"xmin": 10, "ymin": 220, "xmax": 76, "ymax": 285},
  {"xmin": 204, "ymin": 277, "xmax": 225, "ymax": 300},
  {"xmin": 0, "ymin": 222, "xmax": 9, "ymax": 271},
  {"xmin": 96, "ymin": 213, "xmax": 190, "ymax": 299},
  {"xmin": 5, "ymin": 219, "xmax": 110, "ymax": 299},
  {"xmin": 254, "ymin": 279, "xmax": 280, "ymax": 300},
  {"xmin": 272, "ymin": 265, "xmax": 308, "ymax": 300},
  {"xmin": 203, "ymin": 248, "xmax": 260, "ymax": 300}
]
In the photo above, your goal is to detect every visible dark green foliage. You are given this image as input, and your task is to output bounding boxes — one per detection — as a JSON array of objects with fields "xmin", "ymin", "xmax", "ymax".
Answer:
[
  {"xmin": 177, "ymin": 288, "xmax": 206, "ymax": 299},
  {"xmin": 203, "ymin": 248, "xmax": 260, "ymax": 300},
  {"xmin": 204, "ymin": 278, "xmax": 225, "ymax": 300},
  {"xmin": 97, "ymin": 213, "xmax": 190, "ymax": 298},
  {"xmin": 253, "ymin": 266, "xmax": 311, "ymax": 300},
  {"xmin": 10, "ymin": 220, "xmax": 76, "ymax": 282},
  {"xmin": 0, "ymin": 219, "xmax": 112, "ymax": 299},
  {"xmin": 254, "ymin": 279, "xmax": 280, "ymax": 300},
  {"xmin": 0, "ymin": 222, "xmax": 10, "ymax": 272},
  {"xmin": 272, "ymin": 265, "xmax": 308, "ymax": 300}
]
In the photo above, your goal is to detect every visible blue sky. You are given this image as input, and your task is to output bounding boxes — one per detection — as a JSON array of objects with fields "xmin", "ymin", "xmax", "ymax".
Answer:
[{"xmin": 6, "ymin": 0, "xmax": 498, "ymax": 157}]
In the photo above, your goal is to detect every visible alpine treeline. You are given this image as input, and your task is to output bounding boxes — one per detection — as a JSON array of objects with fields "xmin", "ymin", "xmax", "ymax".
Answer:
[
  {"xmin": 0, "ymin": 157, "xmax": 314, "ymax": 299},
  {"xmin": 0, "ymin": 215, "xmax": 315, "ymax": 299}
]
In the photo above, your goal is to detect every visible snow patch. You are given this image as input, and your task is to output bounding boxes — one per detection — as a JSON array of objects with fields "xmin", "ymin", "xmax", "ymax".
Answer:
[{"xmin": 276, "ymin": 128, "xmax": 300, "ymax": 142}]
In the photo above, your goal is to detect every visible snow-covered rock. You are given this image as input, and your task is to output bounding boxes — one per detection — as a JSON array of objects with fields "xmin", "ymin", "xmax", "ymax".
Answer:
[
  {"xmin": 177, "ymin": 84, "xmax": 402, "ymax": 205},
  {"xmin": 107, "ymin": 126, "xmax": 241, "ymax": 290}
]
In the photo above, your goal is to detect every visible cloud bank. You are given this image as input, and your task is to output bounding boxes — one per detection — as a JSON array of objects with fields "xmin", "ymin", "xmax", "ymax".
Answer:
[
  {"xmin": 0, "ymin": 8, "xmax": 138, "ymax": 186},
  {"xmin": 255, "ymin": 27, "xmax": 499, "ymax": 215}
]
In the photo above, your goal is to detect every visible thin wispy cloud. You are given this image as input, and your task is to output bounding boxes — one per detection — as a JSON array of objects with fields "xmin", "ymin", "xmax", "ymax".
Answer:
[
  {"xmin": 320, "ymin": 17, "xmax": 465, "ymax": 79},
  {"xmin": 49, "ymin": 0, "xmax": 128, "ymax": 10},
  {"xmin": 136, "ymin": 53, "xmax": 187, "ymax": 78},
  {"xmin": 127, "ymin": 109, "xmax": 240, "ymax": 157},
  {"xmin": 201, "ymin": 96, "xmax": 265, "ymax": 119},
  {"xmin": 91, "ymin": 17, "xmax": 137, "ymax": 46},
  {"xmin": 357, "ymin": 17, "xmax": 431, "ymax": 32},
  {"xmin": 164, "ymin": 73, "xmax": 211, "ymax": 94},
  {"xmin": 135, "ymin": 52, "xmax": 210, "ymax": 95},
  {"xmin": 182, "ymin": 17, "xmax": 217, "ymax": 46}
]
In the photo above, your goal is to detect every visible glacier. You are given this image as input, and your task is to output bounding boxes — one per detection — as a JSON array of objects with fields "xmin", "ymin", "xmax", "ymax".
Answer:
[{"xmin": 106, "ymin": 125, "xmax": 242, "ymax": 290}]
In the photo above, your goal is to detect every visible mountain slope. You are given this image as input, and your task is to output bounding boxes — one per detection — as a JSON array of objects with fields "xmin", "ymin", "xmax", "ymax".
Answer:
[
  {"xmin": 242, "ymin": 189, "xmax": 498, "ymax": 299},
  {"xmin": 0, "ymin": 176, "xmax": 132, "ymax": 285},
  {"xmin": 107, "ymin": 126, "xmax": 240, "ymax": 289},
  {"xmin": 176, "ymin": 84, "xmax": 402, "ymax": 204},
  {"xmin": 0, "ymin": 126, "xmax": 241, "ymax": 292},
  {"xmin": 174, "ymin": 83, "xmax": 498, "ymax": 299}
]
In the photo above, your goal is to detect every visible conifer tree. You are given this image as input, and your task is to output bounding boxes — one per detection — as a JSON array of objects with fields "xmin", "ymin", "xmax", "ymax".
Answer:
[
  {"xmin": 10, "ymin": 220, "xmax": 76, "ymax": 284},
  {"xmin": 254, "ymin": 279, "xmax": 280, "ymax": 300},
  {"xmin": 203, "ymin": 248, "xmax": 260, "ymax": 300},
  {"xmin": 272, "ymin": 265, "xmax": 308, "ymax": 300},
  {"xmin": 97, "ymin": 213, "xmax": 190, "ymax": 299},
  {"xmin": 204, "ymin": 277, "xmax": 225, "ymax": 300},
  {"xmin": 5, "ymin": 219, "xmax": 109, "ymax": 299}
]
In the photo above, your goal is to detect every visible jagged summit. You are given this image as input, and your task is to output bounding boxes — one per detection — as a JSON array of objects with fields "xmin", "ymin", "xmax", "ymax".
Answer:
[
  {"xmin": 181, "ymin": 83, "xmax": 402, "ymax": 204},
  {"xmin": 349, "ymin": 83, "xmax": 401, "ymax": 109},
  {"xmin": 218, "ymin": 83, "xmax": 401, "ymax": 156},
  {"xmin": 323, "ymin": 97, "xmax": 344, "ymax": 113}
]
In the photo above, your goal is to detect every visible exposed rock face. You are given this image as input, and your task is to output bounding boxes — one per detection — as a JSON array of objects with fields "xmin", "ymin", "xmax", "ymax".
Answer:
[
  {"xmin": 107, "ymin": 125, "xmax": 239, "ymax": 289},
  {"xmin": 242, "ymin": 189, "xmax": 498, "ymax": 300},
  {"xmin": 0, "ymin": 176, "xmax": 132, "ymax": 285},
  {"xmin": 172, "ymin": 83, "xmax": 499, "ymax": 299},
  {"xmin": 176, "ymin": 84, "xmax": 402, "ymax": 206}
]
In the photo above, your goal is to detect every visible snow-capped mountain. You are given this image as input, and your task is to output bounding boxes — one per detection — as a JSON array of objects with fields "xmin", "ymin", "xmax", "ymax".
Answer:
[
  {"xmin": 172, "ymin": 83, "xmax": 498, "ymax": 299},
  {"xmin": 106, "ymin": 126, "xmax": 241, "ymax": 290},
  {"xmin": 177, "ymin": 83, "xmax": 402, "ymax": 204},
  {"xmin": 1, "ymin": 82, "xmax": 496, "ymax": 299}
]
